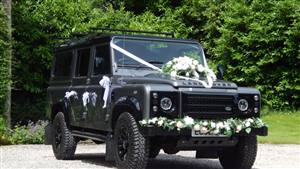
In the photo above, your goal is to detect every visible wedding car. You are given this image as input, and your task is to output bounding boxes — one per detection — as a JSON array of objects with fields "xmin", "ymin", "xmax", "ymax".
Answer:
[{"xmin": 46, "ymin": 29, "xmax": 268, "ymax": 169}]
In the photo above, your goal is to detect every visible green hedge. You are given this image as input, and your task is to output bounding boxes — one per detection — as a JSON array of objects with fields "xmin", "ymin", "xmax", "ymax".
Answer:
[
  {"xmin": 140, "ymin": 0, "xmax": 300, "ymax": 110},
  {"xmin": 10, "ymin": 0, "xmax": 300, "ymax": 123},
  {"xmin": 0, "ymin": 4, "xmax": 10, "ymax": 116},
  {"xmin": 202, "ymin": 0, "xmax": 300, "ymax": 109},
  {"xmin": 11, "ymin": 0, "xmax": 191, "ymax": 122}
]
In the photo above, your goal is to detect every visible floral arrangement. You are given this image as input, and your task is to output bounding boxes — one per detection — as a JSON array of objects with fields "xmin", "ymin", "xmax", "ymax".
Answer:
[
  {"xmin": 162, "ymin": 56, "xmax": 216, "ymax": 80},
  {"xmin": 139, "ymin": 116, "xmax": 266, "ymax": 136}
]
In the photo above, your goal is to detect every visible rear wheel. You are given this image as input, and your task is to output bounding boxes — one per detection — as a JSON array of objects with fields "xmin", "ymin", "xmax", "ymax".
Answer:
[
  {"xmin": 219, "ymin": 136, "xmax": 257, "ymax": 169},
  {"xmin": 113, "ymin": 112, "xmax": 149, "ymax": 169},
  {"xmin": 52, "ymin": 112, "xmax": 77, "ymax": 160}
]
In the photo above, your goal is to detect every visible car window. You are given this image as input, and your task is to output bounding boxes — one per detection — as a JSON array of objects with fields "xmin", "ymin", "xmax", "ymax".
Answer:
[
  {"xmin": 93, "ymin": 45, "xmax": 111, "ymax": 75},
  {"xmin": 53, "ymin": 51, "xmax": 73, "ymax": 77},
  {"xmin": 75, "ymin": 48, "xmax": 90, "ymax": 77}
]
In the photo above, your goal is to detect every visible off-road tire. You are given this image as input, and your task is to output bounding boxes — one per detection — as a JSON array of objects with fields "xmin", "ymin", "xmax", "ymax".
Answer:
[
  {"xmin": 113, "ymin": 112, "xmax": 149, "ymax": 169},
  {"xmin": 52, "ymin": 112, "xmax": 77, "ymax": 160},
  {"xmin": 219, "ymin": 136, "xmax": 257, "ymax": 169}
]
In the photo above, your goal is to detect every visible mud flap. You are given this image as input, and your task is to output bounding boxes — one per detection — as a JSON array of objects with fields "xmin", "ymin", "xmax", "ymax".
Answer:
[
  {"xmin": 105, "ymin": 134, "xmax": 115, "ymax": 162},
  {"xmin": 44, "ymin": 123, "xmax": 52, "ymax": 145}
]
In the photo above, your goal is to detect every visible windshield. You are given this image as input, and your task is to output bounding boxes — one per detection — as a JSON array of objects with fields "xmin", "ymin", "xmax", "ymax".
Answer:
[{"xmin": 112, "ymin": 38, "xmax": 206, "ymax": 70}]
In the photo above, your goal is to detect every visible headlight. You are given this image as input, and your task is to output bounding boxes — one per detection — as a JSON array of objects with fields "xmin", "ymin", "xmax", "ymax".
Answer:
[
  {"xmin": 160, "ymin": 97, "xmax": 172, "ymax": 111},
  {"xmin": 238, "ymin": 99, "xmax": 249, "ymax": 111}
]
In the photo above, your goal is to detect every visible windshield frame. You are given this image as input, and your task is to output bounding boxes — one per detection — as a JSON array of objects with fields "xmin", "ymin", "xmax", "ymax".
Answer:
[{"xmin": 110, "ymin": 36, "xmax": 208, "ymax": 76}]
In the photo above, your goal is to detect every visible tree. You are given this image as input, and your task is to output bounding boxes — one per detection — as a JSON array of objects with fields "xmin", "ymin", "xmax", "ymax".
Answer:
[{"xmin": 1, "ymin": 0, "xmax": 11, "ymax": 126}]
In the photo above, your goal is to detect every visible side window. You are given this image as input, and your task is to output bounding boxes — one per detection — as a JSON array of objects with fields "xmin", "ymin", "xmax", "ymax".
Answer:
[
  {"xmin": 54, "ymin": 51, "xmax": 73, "ymax": 77},
  {"xmin": 75, "ymin": 48, "xmax": 90, "ymax": 77},
  {"xmin": 93, "ymin": 45, "xmax": 110, "ymax": 75}
]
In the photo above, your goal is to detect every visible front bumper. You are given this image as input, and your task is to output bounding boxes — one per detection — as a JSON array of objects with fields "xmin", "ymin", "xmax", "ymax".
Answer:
[{"xmin": 141, "ymin": 126, "xmax": 268, "ymax": 137}]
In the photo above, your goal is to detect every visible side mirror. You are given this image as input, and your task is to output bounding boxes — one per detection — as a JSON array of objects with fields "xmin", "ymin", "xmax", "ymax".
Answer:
[{"xmin": 217, "ymin": 64, "xmax": 223, "ymax": 80}]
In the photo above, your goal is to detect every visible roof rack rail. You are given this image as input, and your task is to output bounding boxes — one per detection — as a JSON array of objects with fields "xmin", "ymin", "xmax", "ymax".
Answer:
[{"xmin": 90, "ymin": 27, "xmax": 175, "ymax": 38}]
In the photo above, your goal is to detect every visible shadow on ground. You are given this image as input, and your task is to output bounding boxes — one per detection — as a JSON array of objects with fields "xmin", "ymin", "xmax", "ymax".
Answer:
[{"xmin": 75, "ymin": 153, "xmax": 224, "ymax": 169}]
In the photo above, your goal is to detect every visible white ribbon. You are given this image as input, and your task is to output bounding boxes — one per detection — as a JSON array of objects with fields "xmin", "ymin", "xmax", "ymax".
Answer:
[
  {"xmin": 110, "ymin": 41, "xmax": 216, "ymax": 88},
  {"xmin": 99, "ymin": 76, "xmax": 110, "ymax": 108},
  {"xmin": 65, "ymin": 90, "xmax": 78, "ymax": 99},
  {"xmin": 110, "ymin": 42, "xmax": 161, "ymax": 71},
  {"xmin": 82, "ymin": 92, "xmax": 90, "ymax": 107},
  {"xmin": 90, "ymin": 92, "xmax": 97, "ymax": 106}
]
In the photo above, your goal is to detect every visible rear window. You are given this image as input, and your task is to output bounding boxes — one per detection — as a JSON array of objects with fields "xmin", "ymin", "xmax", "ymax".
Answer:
[{"xmin": 53, "ymin": 51, "xmax": 73, "ymax": 77}]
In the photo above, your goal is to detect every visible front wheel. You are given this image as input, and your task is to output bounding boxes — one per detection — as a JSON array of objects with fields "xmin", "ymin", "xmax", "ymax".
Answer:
[
  {"xmin": 113, "ymin": 112, "xmax": 149, "ymax": 169},
  {"xmin": 219, "ymin": 136, "xmax": 257, "ymax": 169},
  {"xmin": 52, "ymin": 112, "xmax": 77, "ymax": 160}
]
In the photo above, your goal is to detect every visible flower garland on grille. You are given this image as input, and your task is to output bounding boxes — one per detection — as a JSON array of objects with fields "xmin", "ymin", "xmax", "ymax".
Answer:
[{"xmin": 139, "ymin": 116, "xmax": 266, "ymax": 136}]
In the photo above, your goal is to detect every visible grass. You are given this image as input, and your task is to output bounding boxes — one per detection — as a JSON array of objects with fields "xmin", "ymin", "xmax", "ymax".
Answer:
[{"xmin": 258, "ymin": 111, "xmax": 300, "ymax": 144}]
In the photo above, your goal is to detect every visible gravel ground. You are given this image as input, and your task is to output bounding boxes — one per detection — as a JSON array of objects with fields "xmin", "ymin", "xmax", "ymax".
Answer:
[{"xmin": 1, "ymin": 144, "xmax": 299, "ymax": 169}]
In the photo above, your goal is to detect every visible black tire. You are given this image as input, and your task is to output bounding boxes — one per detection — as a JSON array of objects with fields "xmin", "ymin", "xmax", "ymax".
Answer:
[
  {"xmin": 52, "ymin": 112, "xmax": 77, "ymax": 160},
  {"xmin": 219, "ymin": 136, "xmax": 257, "ymax": 169},
  {"xmin": 113, "ymin": 112, "xmax": 149, "ymax": 169}
]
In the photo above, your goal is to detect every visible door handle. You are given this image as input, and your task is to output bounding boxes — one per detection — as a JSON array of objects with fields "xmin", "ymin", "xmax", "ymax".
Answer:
[{"xmin": 86, "ymin": 78, "xmax": 91, "ymax": 84}]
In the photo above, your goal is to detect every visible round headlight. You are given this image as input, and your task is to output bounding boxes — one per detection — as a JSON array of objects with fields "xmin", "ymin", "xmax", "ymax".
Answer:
[
  {"xmin": 238, "ymin": 99, "xmax": 249, "ymax": 111},
  {"xmin": 160, "ymin": 97, "xmax": 172, "ymax": 111}
]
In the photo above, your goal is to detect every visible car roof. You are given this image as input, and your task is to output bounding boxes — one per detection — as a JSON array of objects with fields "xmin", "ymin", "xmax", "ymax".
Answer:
[{"xmin": 54, "ymin": 33, "xmax": 199, "ymax": 53}]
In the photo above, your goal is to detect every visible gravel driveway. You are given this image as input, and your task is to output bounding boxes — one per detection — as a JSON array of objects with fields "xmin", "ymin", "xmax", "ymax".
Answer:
[{"xmin": 1, "ymin": 144, "xmax": 299, "ymax": 169}]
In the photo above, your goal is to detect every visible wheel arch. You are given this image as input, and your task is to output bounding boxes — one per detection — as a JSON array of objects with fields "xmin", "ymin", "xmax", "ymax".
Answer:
[
  {"xmin": 51, "ymin": 101, "xmax": 70, "ymax": 126},
  {"xmin": 111, "ymin": 103, "xmax": 142, "ymax": 130}
]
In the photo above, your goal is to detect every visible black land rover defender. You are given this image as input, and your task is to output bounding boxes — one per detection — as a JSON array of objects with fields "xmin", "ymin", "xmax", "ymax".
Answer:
[{"xmin": 46, "ymin": 29, "xmax": 267, "ymax": 169}]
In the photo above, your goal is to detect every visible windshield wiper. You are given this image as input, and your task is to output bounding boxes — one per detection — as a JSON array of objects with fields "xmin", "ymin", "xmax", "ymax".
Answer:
[
  {"xmin": 136, "ymin": 60, "xmax": 164, "ymax": 68},
  {"xmin": 117, "ymin": 61, "xmax": 164, "ymax": 70},
  {"xmin": 117, "ymin": 64, "xmax": 153, "ymax": 70}
]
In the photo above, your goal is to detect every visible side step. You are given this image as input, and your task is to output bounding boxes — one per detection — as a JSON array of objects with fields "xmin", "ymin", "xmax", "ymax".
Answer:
[
  {"xmin": 71, "ymin": 130, "xmax": 115, "ymax": 162},
  {"xmin": 71, "ymin": 130, "xmax": 107, "ymax": 142}
]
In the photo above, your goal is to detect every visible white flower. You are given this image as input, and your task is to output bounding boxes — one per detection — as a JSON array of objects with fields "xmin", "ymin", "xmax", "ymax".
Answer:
[
  {"xmin": 191, "ymin": 65, "xmax": 196, "ymax": 70},
  {"xmin": 181, "ymin": 63, "xmax": 189, "ymax": 70},
  {"xmin": 245, "ymin": 121, "xmax": 251, "ymax": 128},
  {"xmin": 225, "ymin": 124, "xmax": 231, "ymax": 131},
  {"xmin": 236, "ymin": 125, "xmax": 242, "ymax": 133},
  {"xmin": 157, "ymin": 120, "xmax": 164, "ymax": 127},
  {"xmin": 200, "ymin": 127, "xmax": 208, "ymax": 134},
  {"xmin": 247, "ymin": 118, "xmax": 254, "ymax": 123},
  {"xmin": 193, "ymin": 124, "xmax": 201, "ymax": 131},
  {"xmin": 212, "ymin": 129, "xmax": 220, "ymax": 135},
  {"xmin": 185, "ymin": 72, "xmax": 190, "ymax": 77},
  {"xmin": 176, "ymin": 121, "xmax": 184, "ymax": 129},
  {"xmin": 141, "ymin": 120, "xmax": 147, "ymax": 125},
  {"xmin": 192, "ymin": 60, "xmax": 199, "ymax": 65},
  {"xmin": 183, "ymin": 116, "xmax": 194, "ymax": 125},
  {"xmin": 203, "ymin": 121, "xmax": 208, "ymax": 126},
  {"xmin": 169, "ymin": 121, "xmax": 176, "ymax": 125},
  {"xmin": 217, "ymin": 122, "xmax": 224, "ymax": 129},
  {"xmin": 197, "ymin": 64, "xmax": 205, "ymax": 72},
  {"xmin": 170, "ymin": 71, "xmax": 177, "ymax": 77},
  {"xmin": 149, "ymin": 117, "xmax": 158, "ymax": 124},
  {"xmin": 210, "ymin": 122, "xmax": 216, "ymax": 128}
]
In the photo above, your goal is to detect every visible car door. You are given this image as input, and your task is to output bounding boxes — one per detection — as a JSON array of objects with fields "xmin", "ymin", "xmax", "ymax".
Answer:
[
  {"xmin": 69, "ymin": 47, "xmax": 91, "ymax": 127},
  {"xmin": 84, "ymin": 43, "xmax": 112, "ymax": 130}
]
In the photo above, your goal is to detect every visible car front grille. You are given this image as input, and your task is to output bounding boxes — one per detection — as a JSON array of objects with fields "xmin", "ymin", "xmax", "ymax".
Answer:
[{"xmin": 182, "ymin": 93, "xmax": 236, "ymax": 118}]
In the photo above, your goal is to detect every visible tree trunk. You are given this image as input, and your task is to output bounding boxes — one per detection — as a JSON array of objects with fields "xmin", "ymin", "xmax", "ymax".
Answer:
[{"xmin": 2, "ymin": 0, "xmax": 11, "ymax": 127}]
